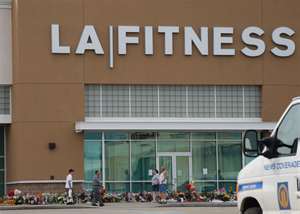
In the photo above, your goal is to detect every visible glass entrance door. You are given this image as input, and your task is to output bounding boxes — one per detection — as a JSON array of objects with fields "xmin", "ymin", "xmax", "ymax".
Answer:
[
  {"xmin": 158, "ymin": 156, "xmax": 173, "ymax": 192},
  {"xmin": 158, "ymin": 153, "xmax": 191, "ymax": 192},
  {"xmin": 176, "ymin": 156, "xmax": 189, "ymax": 192}
]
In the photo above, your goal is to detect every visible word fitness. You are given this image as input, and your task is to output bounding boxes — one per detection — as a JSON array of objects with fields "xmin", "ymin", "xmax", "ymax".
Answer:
[{"xmin": 51, "ymin": 24, "xmax": 296, "ymax": 68}]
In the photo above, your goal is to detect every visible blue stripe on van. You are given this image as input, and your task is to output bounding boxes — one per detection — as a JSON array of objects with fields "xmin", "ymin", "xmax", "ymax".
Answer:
[{"xmin": 239, "ymin": 182, "xmax": 263, "ymax": 192}]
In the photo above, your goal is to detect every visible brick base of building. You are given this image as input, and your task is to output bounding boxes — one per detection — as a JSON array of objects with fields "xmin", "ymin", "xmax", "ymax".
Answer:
[{"xmin": 6, "ymin": 182, "xmax": 84, "ymax": 194}]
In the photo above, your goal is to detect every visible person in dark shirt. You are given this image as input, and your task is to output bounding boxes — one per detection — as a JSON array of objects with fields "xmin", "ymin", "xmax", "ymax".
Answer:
[{"xmin": 92, "ymin": 170, "xmax": 104, "ymax": 207}]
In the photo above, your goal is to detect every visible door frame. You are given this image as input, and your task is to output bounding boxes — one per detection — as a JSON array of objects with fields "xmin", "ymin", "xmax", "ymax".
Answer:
[{"xmin": 156, "ymin": 152, "xmax": 192, "ymax": 191}]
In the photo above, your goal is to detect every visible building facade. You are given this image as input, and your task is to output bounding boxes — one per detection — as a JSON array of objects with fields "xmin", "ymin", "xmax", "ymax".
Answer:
[{"xmin": 1, "ymin": 0, "xmax": 300, "ymax": 195}]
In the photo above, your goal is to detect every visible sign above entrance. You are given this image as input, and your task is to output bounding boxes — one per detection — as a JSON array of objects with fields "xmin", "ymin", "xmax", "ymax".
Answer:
[{"xmin": 51, "ymin": 24, "xmax": 296, "ymax": 68}]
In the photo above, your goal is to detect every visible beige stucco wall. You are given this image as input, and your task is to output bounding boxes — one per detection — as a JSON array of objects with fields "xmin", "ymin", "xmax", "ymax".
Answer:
[{"xmin": 6, "ymin": 0, "xmax": 300, "ymax": 183}]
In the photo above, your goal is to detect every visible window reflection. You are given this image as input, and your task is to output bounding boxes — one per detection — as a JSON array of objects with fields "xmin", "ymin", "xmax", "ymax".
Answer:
[
  {"xmin": 84, "ymin": 131, "xmax": 244, "ymax": 193},
  {"xmin": 105, "ymin": 140, "xmax": 130, "ymax": 181}
]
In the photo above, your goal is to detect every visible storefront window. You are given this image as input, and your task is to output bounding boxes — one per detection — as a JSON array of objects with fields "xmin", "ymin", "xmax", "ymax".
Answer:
[
  {"xmin": 0, "ymin": 127, "xmax": 5, "ymax": 197},
  {"xmin": 217, "ymin": 132, "xmax": 242, "ymax": 181},
  {"xmin": 192, "ymin": 132, "xmax": 216, "ymax": 181},
  {"xmin": 157, "ymin": 132, "xmax": 190, "ymax": 152},
  {"xmin": 132, "ymin": 182, "xmax": 152, "ymax": 193},
  {"xmin": 106, "ymin": 182, "xmax": 130, "ymax": 193},
  {"xmin": 0, "ymin": 158, "xmax": 3, "ymax": 172},
  {"xmin": 0, "ymin": 171, "xmax": 4, "ymax": 196},
  {"xmin": 192, "ymin": 141, "xmax": 217, "ymax": 180},
  {"xmin": 84, "ymin": 131, "xmax": 102, "ymax": 190},
  {"xmin": 218, "ymin": 132, "xmax": 242, "ymax": 141},
  {"xmin": 159, "ymin": 156, "xmax": 173, "ymax": 191},
  {"xmin": 0, "ymin": 136, "xmax": 3, "ymax": 155},
  {"xmin": 83, "ymin": 130, "xmax": 245, "ymax": 193},
  {"xmin": 105, "ymin": 139, "xmax": 130, "ymax": 181},
  {"xmin": 105, "ymin": 131, "xmax": 130, "ymax": 182},
  {"xmin": 194, "ymin": 182, "xmax": 217, "ymax": 193},
  {"xmin": 131, "ymin": 132, "xmax": 156, "ymax": 181},
  {"xmin": 219, "ymin": 182, "xmax": 237, "ymax": 193},
  {"xmin": 105, "ymin": 132, "xmax": 128, "ymax": 141}
]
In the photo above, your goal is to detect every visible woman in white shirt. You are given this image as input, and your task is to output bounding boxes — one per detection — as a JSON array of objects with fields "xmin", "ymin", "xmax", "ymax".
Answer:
[
  {"xmin": 159, "ymin": 167, "xmax": 168, "ymax": 204},
  {"xmin": 151, "ymin": 169, "xmax": 160, "ymax": 202},
  {"xmin": 65, "ymin": 169, "xmax": 74, "ymax": 205}
]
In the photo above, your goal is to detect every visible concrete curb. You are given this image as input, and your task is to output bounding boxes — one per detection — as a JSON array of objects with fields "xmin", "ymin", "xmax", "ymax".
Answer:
[
  {"xmin": 159, "ymin": 202, "xmax": 238, "ymax": 208},
  {"xmin": 0, "ymin": 204, "xmax": 96, "ymax": 210}
]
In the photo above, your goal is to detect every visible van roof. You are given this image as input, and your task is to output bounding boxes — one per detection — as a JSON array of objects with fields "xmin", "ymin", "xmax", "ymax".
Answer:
[{"xmin": 292, "ymin": 96, "xmax": 300, "ymax": 101}]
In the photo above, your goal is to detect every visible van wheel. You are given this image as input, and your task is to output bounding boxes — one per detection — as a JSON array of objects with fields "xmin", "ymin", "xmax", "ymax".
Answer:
[{"xmin": 244, "ymin": 207, "xmax": 262, "ymax": 214}]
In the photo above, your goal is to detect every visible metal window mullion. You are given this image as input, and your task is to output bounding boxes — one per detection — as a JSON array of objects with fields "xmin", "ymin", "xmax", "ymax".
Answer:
[
  {"xmin": 157, "ymin": 86, "xmax": 160, "ymax": 118},
  {"xmin": 242, "ymin": 131, "xmax": 247, "ymax": 168},
  {"xmin": 216, "ymin": 132, "xmax": 219, "ymax": 190},
  {"xmin": 100, "ymin": 85, "xmax": 103, "ymax": 118},
  {"xmin": 242, "ymin": 86, "xmax": 245, "ymax": 118},
  {"xmin": 155, "ymin": 132, "xmax": 158, "ymax": 170},
  {"xmin": 9, "ymin": 86, "xmax": 11, "ymax": 115},
  {"xmin": 4, "ymin": 127, "xmax": 6, "ymax": 195},
  {"xmin": 186, "ymin": 86, "xmax": 189, "ymax": 117},
  {"xmin": 242, "ymin": 131, "xmax": 246, "ymax": 167},
  {"xmin": 129, "ymin": 85, "xmax": 132, "ymax": 117},
  {"xmin": 129, "ymin": 137, "xmax": 132, "ymax": 192},
  {"xmin": 214, "ymin": 86, "xmax": 217, "ymax": 118},
  {"xmin": 189, "ymin": 132, "xmax": 193, "ymax": 183},
  {"xmin": 172, "ymin": 155, "xmax": 177, "ymax": 192},
  {"xmin": 102, "ymin": 132, "xmax": 105, "ymax": 188}
]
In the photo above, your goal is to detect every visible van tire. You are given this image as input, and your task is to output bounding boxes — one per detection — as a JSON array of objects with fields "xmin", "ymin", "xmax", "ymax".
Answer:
[{"xmin": 244, "ymin": 207, "xmax": 262, "ymax": 214}]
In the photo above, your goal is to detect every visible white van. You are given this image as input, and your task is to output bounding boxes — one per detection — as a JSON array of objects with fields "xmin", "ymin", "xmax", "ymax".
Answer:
[{"xmin": 238, "ymin": 97, "xmax": 300, "ymax": 214}]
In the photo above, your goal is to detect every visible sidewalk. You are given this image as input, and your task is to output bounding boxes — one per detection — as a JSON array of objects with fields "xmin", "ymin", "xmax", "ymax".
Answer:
[
  {"xmin": 160, "ymin": 201, "xmax": 237, "ymax": 207},
  {"xmin": 0, "ymin": 201, "xmax": 237, "ymax": 210},
  {"xmin": 0, "ymin": 204, "xmax": 95, "ymax": 210}
]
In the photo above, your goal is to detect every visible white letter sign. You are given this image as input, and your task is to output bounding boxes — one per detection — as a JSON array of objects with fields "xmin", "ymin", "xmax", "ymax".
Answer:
[
  {"xmin": 158, "ymin": 26, "xmax": 180, "ymax": 55},
  {"xmin": 118, "ymin": 26, "xmax": 140, "ymax": 55},
  {"xmin": 51, "ymin": 24, "xmax": 70, "ymax": 54},
  {"xmin": 145, "ymin": 26, "xmax": 154, "ymax": 55},
  {"xmin": 213, "ymin": 27, "xmax": 235, "ymax": 56},
  {"xmin": 184, "ymin": 26, "xmax": 208, "ymax": 56},
  {"xmin": 271, "ymin": 27, "xmax": 295, "ymax": 57},
  {"xmin": 76, "ymin": 25, "xmax": 104, "ymax": 54},
  {"xmin": 241, "ymin": 26, "xmax": 266, "ymax": 57}
]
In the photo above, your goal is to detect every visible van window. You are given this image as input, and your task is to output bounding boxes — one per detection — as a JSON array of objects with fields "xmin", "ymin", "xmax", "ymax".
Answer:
[{"xmin": 276, "ymin": 104, "xmax": 300, "ymax": 155}]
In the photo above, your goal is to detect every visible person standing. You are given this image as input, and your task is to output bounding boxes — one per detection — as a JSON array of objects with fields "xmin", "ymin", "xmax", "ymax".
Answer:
[
  {"xmin": 151, "ymin": 169, "xmax": 160, "ymax": 202},
  {"xmin": 159, "ymin": 167, "xmax": 168, "ymax": 204},
  {"xmin": 65, "ymin": 169, "xmax": 74, "ymax": 205},
  {"xmin": 92, "ymin": 170, "xmax": 104, "ymax": 207}
]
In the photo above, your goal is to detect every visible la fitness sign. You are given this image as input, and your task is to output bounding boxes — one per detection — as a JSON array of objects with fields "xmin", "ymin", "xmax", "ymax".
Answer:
[{"xmin": 51, "ymin": 24, "xmax": 296, "ymax": 68}]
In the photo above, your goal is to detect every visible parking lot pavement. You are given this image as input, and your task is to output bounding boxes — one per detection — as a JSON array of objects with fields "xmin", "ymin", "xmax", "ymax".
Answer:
[{"xmin": 0, "ymin": 203, "xmax": 239, "ymax": 214}]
